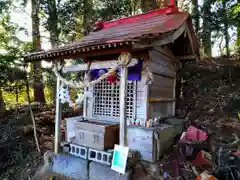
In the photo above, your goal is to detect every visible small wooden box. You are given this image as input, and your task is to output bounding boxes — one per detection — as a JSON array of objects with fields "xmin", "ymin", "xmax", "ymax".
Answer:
[
  {"xmin": 127, "ymin": 124, "xmax": 175, "ymax": 162},
  {"xmin": 75, "ymin": 120, "xmax": 119, "ymax": 150}
]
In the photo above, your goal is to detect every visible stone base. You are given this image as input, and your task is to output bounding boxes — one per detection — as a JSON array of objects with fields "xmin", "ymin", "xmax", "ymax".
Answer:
[
  {"xmin": 52, "ymin": 154, "xmax": 88, "ymax": 180},
  {"xmin": 89, "ymin": 161, "xmax": 132, "ymax": 180}
]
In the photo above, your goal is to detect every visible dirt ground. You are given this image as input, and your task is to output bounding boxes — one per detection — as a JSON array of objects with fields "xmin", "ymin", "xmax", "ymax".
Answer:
[
  {"xmin": 0, "ymin": 59, "xmax": 240, "ymax": 180},
  {"xmin": 0, "ymin": 106, "xmax": 82, "ymax": 180}
]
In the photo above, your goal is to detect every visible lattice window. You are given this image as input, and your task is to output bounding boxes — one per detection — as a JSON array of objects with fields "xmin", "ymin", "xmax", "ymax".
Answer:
[{"xmin": 93, "ymin": 80, "xmax": 136, "ymax": 120}]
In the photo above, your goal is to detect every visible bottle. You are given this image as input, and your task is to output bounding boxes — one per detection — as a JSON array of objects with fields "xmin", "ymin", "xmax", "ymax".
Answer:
[
  {"xmin": 140, "ymin": 119, "xmax": 145, "ymax": 126},
  {"xmin": 131, "ymin": 119, "xmax": 135, "ymax": 125},
  {"xmin": 127, "ymin": 119, "xmax": 130, "ymax": 126},
  {"xmin": 146, "ymin": 120, "xmax": 150, "ymax": 128},
  {"xmin": 149, "ymin": 119, "xmax": 153, "ymax": 127},
  {"xmin": 136, "ymin": 119, "xmax": 141, "ymax": 126},
  {"xmin": 154, "ymin": 117, "xmax": 158, "ymax": 126}
]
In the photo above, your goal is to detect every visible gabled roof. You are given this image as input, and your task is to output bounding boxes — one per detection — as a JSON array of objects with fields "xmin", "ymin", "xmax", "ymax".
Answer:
[{"xmin": 24, "ymin": 5, "xmax": 198, "ymax": 61}]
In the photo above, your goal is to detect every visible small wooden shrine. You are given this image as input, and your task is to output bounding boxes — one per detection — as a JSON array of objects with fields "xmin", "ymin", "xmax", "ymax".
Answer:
[{"xmin": 24, "ymin": 1, "xmax": 199, "ymax": 179}]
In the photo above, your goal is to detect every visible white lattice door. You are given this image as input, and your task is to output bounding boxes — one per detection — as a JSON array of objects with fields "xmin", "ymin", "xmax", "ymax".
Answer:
[{"xmin": 93, "ymin": 80, "xmax": 136, "ymax": 122}]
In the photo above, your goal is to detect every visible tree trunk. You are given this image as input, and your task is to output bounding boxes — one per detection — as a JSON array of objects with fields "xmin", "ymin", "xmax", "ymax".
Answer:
[
  {"xmin": 47, "ymin": 0, "xmax": 59, "ymax": 103},
  {"xmin": 202, "ymin": 0, "xmax": 212, "ymax": 57},
  {"xmin": 237, "ymin": 0, "xmax": 240, "ymax": 54},
  {"xmin": 141, "ymin": 0, "xmax": 149, "ymax": 12},
  {"xmin": 31, "ymin": 0, "xmax": 45, "ymax": 105},
  {"xmin": 150, "ymin": 0, "xmax": 157, "ymax": 10},
  {"xmin": 47, "ymin": 0, "xmax": 59, "ymax": 48},
  {"xmin": 222, "ymin": 0, "xmax": 230, "ymax": 57},
  {"xmin": 0, "ymin": 89, "xmax": 5, "ymax": 118},
  {"xmin": 83, "ymin": 0, "xmax": 89, "ymax": 35},
  {"xmin": 222, "ymin": 0, "xmax": 231, "ymax": 84},
  {"xmin": 82, "ymin": 0, "xmax": 93, "ymax": 35},
  {"xmin": 192, "ymin": 0, "xmax": 200, "ymax": 37}
]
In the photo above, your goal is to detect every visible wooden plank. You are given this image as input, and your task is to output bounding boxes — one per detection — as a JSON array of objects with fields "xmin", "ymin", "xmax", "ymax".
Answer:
[
  {"xmin": 136, "ymin": 74, "xmax": 148, "ymax": 123},
  {"xmin": 29, "ymin": 47, "xmax": 133, "ymax": 62},
  {"xmin": 148, "ymin": 97, "xmax": 175, "ymax": 102},
  {"xmin": 184, "ymin": 22, "xmax": 200, "ymax": 62},
  {"xmin": 85, "ymin": 86, "xmax": 94, "ymax": 118},
  {"xmin": 149, "ymin": 102, "xmax": 169, "ymax": 118},
  {"xmin": 132, "ymin": 25, "xmax": 185, "ymax": 52},
  {"xmin": 148, "ymin": 49, "xmax": 176, "ymax": 78},
  {"xmin": 152, "ymin": 74, "xmax": 175, "ymax": 88},
  {"xmin": 172, "ymin": 78, "xmax": 176, "ymax": 116},
  {"xmin": 177, "ymin": 55, "xmax": 195, "ymax": 60},
  {"xmin": 149, "ymin": 50, "xmax": 175, "ymax": 67},
  {"xmin": 148, "ymin": 61, "xmax": 176, "ymax": 78},
  {"xmin": 163, "ymin": 44, "xmax": 175, "ymax": 57},
  {"xmin": 149, "ymin": 85, "xmax": 174, "ymax": 98},
  {"xmin": 152, "ymin": 24, "xmax": 186, "ymax": 46},
  {"xmin": 153, "ymin": 46, "xmax": 175, "ymax": 61},
  {"xmin": 62, "ymin": 58, "xmax": 138, "ymax": 73}
]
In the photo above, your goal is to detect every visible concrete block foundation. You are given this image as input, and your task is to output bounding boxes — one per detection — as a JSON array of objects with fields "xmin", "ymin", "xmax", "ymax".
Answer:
[
  {"xmin": 70, "ymin": 143, "xmax": 88, "ymax": 160},
  {"xmin": 88, "ymin": 148, "xmax": 112, "ymax": 166}
]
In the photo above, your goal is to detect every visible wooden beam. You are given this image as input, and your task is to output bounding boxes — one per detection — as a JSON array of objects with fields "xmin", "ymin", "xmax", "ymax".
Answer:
[
  {"xmin": 152, "ymin": 25, "xmax": 186, "ymax": 46},
  {"xmin": 172, "ymin": 78, "xmax": 176, "ymax": 116},
  {"xmin": 152, "ymin": 72, "xmax": 176, "ymax": 79},
  {"xmin": 132, "ymin": 25, "xmax": 185, "ymax": 51},
  {"xmin": 26, "ymin": 47, "xmax": 133, "ymax": 62},
  {"xmin": 152, "ymin": 46, "xmax": 176, "ymax": 61},
  {"xmin": 119, "ymin": 52, "xmax": 130, "ymax": 146},
  {"xmin": 176, "ymin": 55, "xmax": 195, "ymax": 60},
  {"xmin": 148, "ymin": 97, "xmax": 175, "ymax": 103},
  {"xmin": 62, "ymin": 58, "xmax": 139, "ymax": 73},
  {"xmin": 184, "ymin": 22, "xmax": 200, "ymax": 62}
]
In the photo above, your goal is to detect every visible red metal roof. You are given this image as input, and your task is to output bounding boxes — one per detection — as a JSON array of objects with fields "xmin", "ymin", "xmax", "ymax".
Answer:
[
  {"xmin": 70, "ymin": 9, "xmax": 189, "ymax": 47},
  {"xmin": 25, "ymin": 5, "xmax": 195, "ymax": 60}
]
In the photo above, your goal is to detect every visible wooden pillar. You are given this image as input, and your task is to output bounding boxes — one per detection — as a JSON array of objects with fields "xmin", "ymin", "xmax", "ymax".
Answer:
[
  {"xmin": 119, "ymin": 52, "xmax": 130, "ymax": 146},
  {"xmin": 83, "ymin": 87, "xmax": 88, "ymax": 117},
  {"xmin": 172, "ymin": 78, "xmax": 176, "ymax": 116},
  {"xmin": 54, "ymin": 71, "xmax": 62, "ymax": 153}
]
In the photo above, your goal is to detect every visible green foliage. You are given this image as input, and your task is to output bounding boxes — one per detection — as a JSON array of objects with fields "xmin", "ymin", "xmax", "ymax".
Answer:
[
  {"xmin": 3, "ymin": 87, "xmax": 31, "ymax": 109},
  {"xmin": 0, "ymin": 0, "xmax": 11, "ymax": 15},
  {"xmin": 2, "ymin": 86, "xmax": 55, "ymax": 109}
]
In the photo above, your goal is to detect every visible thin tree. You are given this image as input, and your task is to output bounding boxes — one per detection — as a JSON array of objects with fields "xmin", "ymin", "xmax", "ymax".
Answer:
[
  {"xmin": 192, "ymin": 0, "xmax": 200, "ymax": 37},
  {"xmin": 222, "ymin": 0, "xmax": 230, "ymax": 57},
  {"xmin": 202, "ymin": 0, "xmax": 212, "ymax": 56},
  {"xmin": 31, "ymin": 0, "xmax": 46, "ymax": 105}
]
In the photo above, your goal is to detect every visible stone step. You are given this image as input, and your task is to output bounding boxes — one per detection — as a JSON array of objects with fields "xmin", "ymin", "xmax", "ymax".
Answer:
[{"xmin": 89, "ymin": 161, "xmax": 132, "ymax": 180}]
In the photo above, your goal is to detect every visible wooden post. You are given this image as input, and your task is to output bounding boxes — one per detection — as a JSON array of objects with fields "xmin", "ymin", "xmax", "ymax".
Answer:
[
  {"xmin": 83, "ymin": 86, "xmax": 88, "ymax": 117},
  {"xmin": 119, "ymin": 52, "xmax": 130, "ymax": 146},
  {"xmin": 172, "ymin": 78, "xmax": 176, "ymax": 116},
  {"xmin": 54, "ymin": 74, "xmax": 62, "ymax": 153}
]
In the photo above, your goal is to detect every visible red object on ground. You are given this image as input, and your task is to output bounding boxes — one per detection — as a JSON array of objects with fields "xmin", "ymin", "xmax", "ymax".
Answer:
[
  {"xmin": 192, "ymin": 150, "xmax": 212, "ymax": 166},
  {"xmin": 232, "ymin": 150, "xmax": 240, "ymax": 156},
  {"xmin": 183, "ymin": 126, "xmax": 208, "ymax": 142}
]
